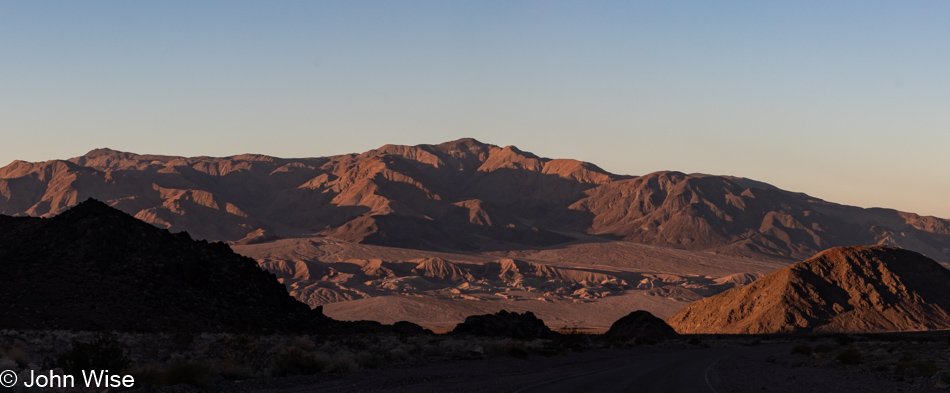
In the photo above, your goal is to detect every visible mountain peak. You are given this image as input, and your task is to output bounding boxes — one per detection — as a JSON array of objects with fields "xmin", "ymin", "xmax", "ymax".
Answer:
[
  {"xmin": 437, "ymin": 137, "xmax": 488, "ymax": 149},
  {"xmin": 84, "ymin": 148, "xmax": 127, "ymax": 158},
  {"xmin": 430, "ymin": 138, "xmax": 495, "ymax": 156}
]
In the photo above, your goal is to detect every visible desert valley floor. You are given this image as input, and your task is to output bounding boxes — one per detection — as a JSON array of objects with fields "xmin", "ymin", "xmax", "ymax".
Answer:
[{"xmin": 234, "ymin": 236, "xmax": 787, "ymax": 332}]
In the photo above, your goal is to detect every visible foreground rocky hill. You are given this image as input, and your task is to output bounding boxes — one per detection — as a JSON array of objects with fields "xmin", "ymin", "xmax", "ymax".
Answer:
[
  {"xmin": 2, "ymin": 139, "xmax": 949, "ymax": 262},
  {"xmin": 666, "ymin": 246, "xmax": 950, "ymax": 334},
  {"xmin": 0, "ymin": 199, "xmax": 335, "ymax": 332}
]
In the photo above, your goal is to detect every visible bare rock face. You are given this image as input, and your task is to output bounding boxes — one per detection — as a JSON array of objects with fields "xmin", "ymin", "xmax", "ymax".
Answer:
[
  {"xmin": 451, "ymin": 310, "xmax": 554, "ymax": 339},
  {"xmin": 2, "ymin": 139, "xmax": 950, "ymax": 261},
  {"xmin": 666, "ymin": 246, "xmax": 950, "ymax": 334},
  {"xmin": 604, "ymin": 311, "xmax": 679, "ymax": 343}
]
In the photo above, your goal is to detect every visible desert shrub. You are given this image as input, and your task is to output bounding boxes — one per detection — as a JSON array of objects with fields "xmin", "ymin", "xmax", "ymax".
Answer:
[
  {"xmin": 388, "ymin": 346, "xmax": 410, "ymax": 361},
  {"xmin": 355, "ymin": 351, "xmax": 388, "ymax": 369},
  {"xmin": 790, "ymin": 344, "xmax": 812, "ymax": 356},
  {"xmin": 2, "ymin": 347, "xmax": 29, "ymax": 369},
  {"xmin": 127, "ymin": 364, "xmax": 163, "ymax": 387},
  {"xmin": 503, "ymin": 342, "xmax": 528, "ymax": 359},
  {"xmin": 220, "ymin": 334, "xmax": 266, "ymax": 366},
  {"xmin": 525, "ymin": 339, "xmax": 565, "ymax": 357},
  {"xmin": 292, "ymin": 337, "xmax": 316, "ymax": 351},
  {"xmin": 435, "ymin": 339, "xmax": 470, "ymax": 358},
  {"xmin": 813, "ymin": 343, "xmax": 836, "ymax": 353},
  {"xmin": 170, "ymin": 331, "xmax": 197, "ymax": 349},
  {"xmin": 835, "ymin": 348, "xmax": 863, "ymax": 365},
  {"xmin": 933, "ymin": 370, "xmax": 950, "ymax": 388},
  {"xmin": 896, "ymin": 359, "xmax": 938, "ymax": 378},
  {"xmin": 324, "ymin": 354, "xmax": 357, "ymax": 374},
  {"xmin": 556, "ymin": 332, "xmax": 591, "ymax": 353},
  {"xmin": 898, "ymin": 353, "xmax": 916, "ymax": 362},
  {"xmin": 902, "ymin": 366, "xmax": 921, "ymax": 379},
  {"xmin": 162, "ymin": 360, "xmax": 213, "ymax": 388},
  {"xmin": 215, "ymin": 359, "xmax": 255, "ymax": 381},
  {"xmin": 422, "ymin": 344, "xmax": 442, "ymax": 358},
  {"xmin": 917, "ymin": 360, "xmax": 939, "ymax": 377},
  {"xmin": 272, "ymin": 347, "xmax": 325, "ymax": 376},
  {"xmin": 54, "ymin": 334, "xmax": 131, "ymax": 376},
  {"xmin": 339, "ymin": 335, "xmax": 371, "ymax": 351}
]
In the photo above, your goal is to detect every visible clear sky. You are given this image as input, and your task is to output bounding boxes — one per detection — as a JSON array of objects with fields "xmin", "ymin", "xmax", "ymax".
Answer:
[{"xmin": 2, "ymin": 1, "xmax": 948, "ymax": 218}]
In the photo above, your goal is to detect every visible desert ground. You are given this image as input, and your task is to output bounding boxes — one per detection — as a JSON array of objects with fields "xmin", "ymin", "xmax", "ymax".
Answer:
[{"xmin": 234, "ymin": 236, "xmax": 787, "ymax": 332}]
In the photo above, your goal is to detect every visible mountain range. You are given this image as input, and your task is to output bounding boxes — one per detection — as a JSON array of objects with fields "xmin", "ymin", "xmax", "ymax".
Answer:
[{"xmin": 2, "ymin": 138, "xmax": 948, "ymax": 262}]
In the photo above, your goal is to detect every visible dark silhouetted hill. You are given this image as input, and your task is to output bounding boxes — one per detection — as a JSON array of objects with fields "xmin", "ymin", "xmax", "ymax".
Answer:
[{"xmin": 0, "ymin": 199, "xmax": 335, "ymax": 333}]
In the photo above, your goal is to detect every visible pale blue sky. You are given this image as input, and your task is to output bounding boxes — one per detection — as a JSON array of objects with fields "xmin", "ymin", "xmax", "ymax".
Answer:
[{"xmin": 2, "ymin": 1, "xmax": 948, "ymax": 217}]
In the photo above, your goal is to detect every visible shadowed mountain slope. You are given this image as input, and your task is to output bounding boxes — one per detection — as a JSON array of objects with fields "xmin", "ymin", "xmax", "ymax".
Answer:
[
  {"xmin": 666, "ymin": 246, "xmax": 950, "ymax": 334},
  {"xmin": 2, "ymin": 139, "xmax": 949, "ymax": 261},
  {"xmin": 0, "ymin": 198, "xmax": 335, "ymax": 333}
]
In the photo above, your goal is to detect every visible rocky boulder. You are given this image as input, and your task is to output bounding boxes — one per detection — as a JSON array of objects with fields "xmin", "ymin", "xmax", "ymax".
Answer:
[
  {"xmin": 451, "ymin": 310, "xmax": 554, "ymax": 339},
  {"xmin": 604, "ymin": 311, "xmax": 679, "ymax": 343}
]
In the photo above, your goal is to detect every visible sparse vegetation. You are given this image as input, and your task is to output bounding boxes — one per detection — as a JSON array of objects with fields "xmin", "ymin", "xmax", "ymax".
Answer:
[
  {"xmin": 790, "ymin": 343, "xmax": 812, "ymax": 356},
  {"xmin": 7, "ymin": 328, "xmax": 950, "ymax": 391},
  {"xmin": 0, "ymin": 328, "xmax": 613, "ymax": 390},
  {"xmin": 161, "ymin": 360, "xmax": 215, "ymax": 388},
  {"xmin": 834, "ymin": 348, "xmax": 863, "ymax": 365},
  {"xmin": 52, "ymin": 334, "xmax": 131, "ymax": 376},
  {"xmin": 895, "ymin": 356, "xmax": 938, "ymax": 379},
  {"xmin": 770, "ymin": 335, "xmax": 950, "ymax": 389},
  {"xmin": 503, "ymin": 341, "xmax": 529, "ymax": 359},
  {"xmin": 272, "ymin": 347, "xmax": 325, "ymax": 376},
  {"xmin": 933, "ymin": 370, "xmax": 950, "ymax": 388}
]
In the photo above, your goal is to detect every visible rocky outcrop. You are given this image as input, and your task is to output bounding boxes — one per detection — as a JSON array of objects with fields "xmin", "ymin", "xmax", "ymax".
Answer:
[
  {"xmin": 666, "ymin": 246, "xmax": 950, "ymax": 334},
  {"xmin": 451, "ymin": 310, "xmax": 554, "ymax": 339},
  {"xmin": 604, "ymin": 311, "xmax": 679, "ymax": 343}
]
